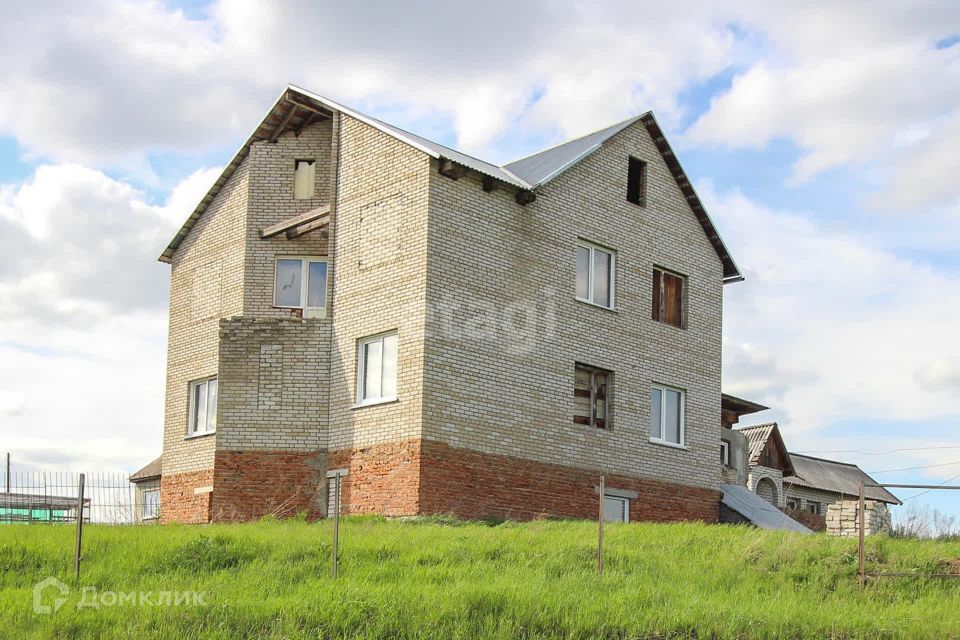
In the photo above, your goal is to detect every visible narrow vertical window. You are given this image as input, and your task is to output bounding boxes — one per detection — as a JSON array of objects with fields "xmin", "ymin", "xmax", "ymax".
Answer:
[
  {"xmin": 652, "ymin": 268, "xmax": 685, "ymax": 327},
  {"xmin": 294, "ymin": 159, "xmax": 316, "ymax": 200},
  {"xmin": 650, "ymin": 383, "xmax": 684, "ymax": 445},
  {"xmin": 627, "ymin": 156, "xmax": 647, "ymax": 206},
  {"xmin": 573, "ymin": 364, "xmax": 610, "ymax": 429},
  {"xmin": 188, "ymin": 377, "xmax": 218, "ymax": 435},
  {"xmin": 575, "ymin": 241, "xmax": 616, "ymax": 308},
  {"xmin": 357, "ymin": 331, "xmax": 399, "ymax": 404}
]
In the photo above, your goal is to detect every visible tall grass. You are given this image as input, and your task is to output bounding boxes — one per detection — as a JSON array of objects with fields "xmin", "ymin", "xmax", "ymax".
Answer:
[{"xmin": 1, "ymin": 518, "xmax": 959, "ymax": 639}]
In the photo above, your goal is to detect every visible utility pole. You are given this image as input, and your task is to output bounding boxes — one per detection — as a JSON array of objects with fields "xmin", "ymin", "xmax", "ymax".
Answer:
[
  {"xmin": 597, "ymin": 475, "xmax": 605, "ymax": 576},
  {"xmin": 4, "ymin": 453, "xmax": 9, "ymax": 493}
]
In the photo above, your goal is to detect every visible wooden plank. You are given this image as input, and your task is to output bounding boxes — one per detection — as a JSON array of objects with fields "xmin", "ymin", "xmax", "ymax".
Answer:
[
  {"xmin": 286, "ymin": 217, "xmax": 330, "ymax": 239},
  {"xmin": 260, "ymin": 205, "xmax": 330, "ymax": 238},
  {"xmin": 268, "ymin": 105, "xmax": 298, "ymax": 143}
]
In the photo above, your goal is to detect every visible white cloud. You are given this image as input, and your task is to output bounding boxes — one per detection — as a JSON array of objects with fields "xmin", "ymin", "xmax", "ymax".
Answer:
[
  {"xmin": 0, "ymin": 0, "xmax": 745, "ymax": 165},
  {"xmin": 711, "ymin": 182, "xmax": 960, "ymax": 433},
  {"xmin": 687, "ymin": 2, "xmax": 960, "ymax": 211},
  {"xmin": 0, "ymin": 163, "xmax": 217, "ymax": 324},
  {"xmin": 915, "ymin": 359, "xmax": 960, "ymax": 392},
  {"xmin": 0, "ymin": 390, "xmax": 25, "ymax": 417},
  {"xmin": 0, "ymin": 165, "xmax": 214, "ymax": 471}
]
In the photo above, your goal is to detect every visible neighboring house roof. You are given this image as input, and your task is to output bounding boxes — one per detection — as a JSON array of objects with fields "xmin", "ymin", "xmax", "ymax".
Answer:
[
  {"xmin": 129, "ymin": 456, "xmax": 162, "ymax": 483},
  {"xmin": 721, "ymin": 393, "xmax": 769, "ymax": 416},
  {"xmin": 719, "ymin": 483, "xmax": 810, "ymax": 533},
  {"xmin": 0, "ymin": 493, "xmax": 89, "ymax": 511},
  {"xmin": 785, "ymin": 453, "xmax": 901, "ymax": 505},
  {"xmin": 736, "ymin": 422, "xmax": 795, "ymax": 476},
  {"xmin": 159, "ymin": 85, "xmax": 743, "ymax": 282}
]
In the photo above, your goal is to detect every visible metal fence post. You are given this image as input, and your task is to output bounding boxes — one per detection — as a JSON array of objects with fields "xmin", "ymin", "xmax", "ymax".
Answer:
[
  {"xmin": 858, "ymin": 480, "xmax": 865, "ymax": 589},
  {"xmin": 75, "ymin": 473, "xmax": 85, "ymax": 581},
  {"xmin": 597, "ymin": 475, "xmax": 605, "ymax": 576},
  {"xmin": 332, "ymin": 473, "xmax": 341, "ymax": 579}
]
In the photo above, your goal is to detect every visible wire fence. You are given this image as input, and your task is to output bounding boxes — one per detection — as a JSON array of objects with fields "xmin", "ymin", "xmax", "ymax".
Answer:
[{"xmin": 0, "ymin": 472, "xmax": 141, "ymax": 525}]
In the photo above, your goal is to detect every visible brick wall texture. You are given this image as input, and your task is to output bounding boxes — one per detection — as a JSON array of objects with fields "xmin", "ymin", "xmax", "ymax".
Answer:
[
  {"xmin": 160, "ymin": 470, "xmax": 214, "ymax": 524},
  {"xmin": 159, "ymin": 101, "xmax": 733, "ymax": 524}
]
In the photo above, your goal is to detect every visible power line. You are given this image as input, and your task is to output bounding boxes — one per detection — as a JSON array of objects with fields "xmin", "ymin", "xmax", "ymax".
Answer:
[
  {"xmin": 869, "ymin": 460, "xmax": 960, "ymax": 474},
  {"xmin": 797, "ymin": 444, "xmax": 960, "ymax": 456},
  {"xmin": 901, "ymin": 471, "xmax": 960, "ymax": 502}
]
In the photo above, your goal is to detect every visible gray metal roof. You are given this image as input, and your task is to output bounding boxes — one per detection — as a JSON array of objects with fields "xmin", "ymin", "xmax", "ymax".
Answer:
[
  {"xmin": 292, "ymin": 86, "xmax": 531, "ymax": 190},
  {"xmin": 786, "ymin": 454, "xmax": 901, "ymax": 505},
  {"xmin": 720, "ymin": 483, "xmax": 811, "ymax": 533},
  {"xmin": 504, "ymin": 115, "xmax": 644, "ymax": 187},
  {"xmin": 159, "ymin": 85, "xmax": 743, "ymax": 283}
]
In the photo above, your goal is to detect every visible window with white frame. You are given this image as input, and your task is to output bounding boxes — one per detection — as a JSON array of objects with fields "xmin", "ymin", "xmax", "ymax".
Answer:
[
  {"xmin": 141, "ymin": 489, "xmax": 160, "ymax": 520},
  {"xmin": 650, "ymin": 384, "xmax": 684, "ymax": 445},
  {"xmin": 274, "ymin": 257, "xmax": 328, "ymax": 317},
  {"xmin": 575, "ymin": 241, "xmax": 615, "ymax": 308},
  {"xmin": 573, "ymin": 364, "xmax": 610, "ymax": 429},
  {"xmin": 807, "ymin": 501, "xmax": 822, "ymax": 515},
  {"xmin": 188, "ymin": 377, "xmax": 218, "ymax": 435},
  {"xmin": 294, "ymin": 159, "xmax": 316, "ymax": 199},
  {"xmin": 356, "ymin": 331, "xmax": 398, "ymax": 405},
  {"xmin": 786, "ymin": 498, "xmax": 800, "ymax": 510},
  {"xmin": 720, "ymin": 440, "xmax": 730, "ymax": 466},
  {"xmin": 602, "ymin": 494, "xmax": 629, "ymax": 522}
]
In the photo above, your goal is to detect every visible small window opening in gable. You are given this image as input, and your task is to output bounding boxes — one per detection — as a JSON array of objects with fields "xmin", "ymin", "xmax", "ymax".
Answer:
[
  {"xmin": 294, "ymin": 159, "xmax": 316, "ymax": 200},
  {"xmin": 574, "ymin": 364, "xmax": 610, "ymax": 429},
  {"xmin": 652, "ymin": 267, "xmax": 685, "ymax": 328},
  {"xmin": 627, "ymin": 156, "xmax": 647, "ymax": 207}
]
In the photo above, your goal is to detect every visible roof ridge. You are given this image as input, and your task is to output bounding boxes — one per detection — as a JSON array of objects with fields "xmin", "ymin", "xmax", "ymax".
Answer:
[
  {"xmin": 788, "ymin": 452, "xmax": 860, "ymax": 468},
  {"xmin": 735, "ymin": 422, "xmax": 777, "ymax": 431},
  {"xmin": 501, "ymin": 112, "xmax": 647, "ymax": 168}
]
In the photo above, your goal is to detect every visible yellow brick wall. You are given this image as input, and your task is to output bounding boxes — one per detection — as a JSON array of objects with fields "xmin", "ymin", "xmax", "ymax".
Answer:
[
  {"xmin": 163, "ymin": 159, "xmax": 249, "ymax": 475},
  {"xmin": 326, "ymin": 115, "xmax": 431, "ymax": 450},
  {"xmin": 422, "ymin": 119, "xmax": 724, "ymax": 490}
]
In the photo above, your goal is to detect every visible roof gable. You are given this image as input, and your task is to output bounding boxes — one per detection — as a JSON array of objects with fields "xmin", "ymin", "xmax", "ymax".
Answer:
[
  {"xmin": 505, "ymin": 113, "xmax": 742, "ymax": 282},
  {"xmin": 736, "ymin": 422, "xmax": 795, "ymax": 476},
  {"xmin": 159, "ymin": 85, "xmax": 742, "ymax": 282}
]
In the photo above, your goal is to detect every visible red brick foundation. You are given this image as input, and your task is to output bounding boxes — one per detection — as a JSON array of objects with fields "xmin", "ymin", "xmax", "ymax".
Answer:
[
  {"xmin": 211, "ymin": 450, "xmax": 326, "ymax": 522},
  {"xmin": 418, "ymin": 440, "xmax": 720, "ymax": 523},
  {"xmin": 160, "ymin": 469, "xmax": 214, "ymax": 524},
  {"xmin": 328, "ymin": 440, "xmax": 422, "ymax": 516},
  {"xmin": 162, "ymin": 440, "xmax": 721, "ymax": 524}
]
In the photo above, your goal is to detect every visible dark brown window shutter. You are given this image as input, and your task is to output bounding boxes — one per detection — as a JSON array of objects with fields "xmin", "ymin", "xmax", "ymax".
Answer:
[
  {"xmin": 652, "ymin": 269, "xmax": 662, "ymax": 321},
  {"xmin": 663, "ymin": 272, "xmax": 683, "ymax": 327}
]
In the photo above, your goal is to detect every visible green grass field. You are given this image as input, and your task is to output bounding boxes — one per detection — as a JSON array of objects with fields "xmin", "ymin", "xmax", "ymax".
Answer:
[{"xmin": 1, "ymin": 517, "xmax": 958, "ymax": 639}]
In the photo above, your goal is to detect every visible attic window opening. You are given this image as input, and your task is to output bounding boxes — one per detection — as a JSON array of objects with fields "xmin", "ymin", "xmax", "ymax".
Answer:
[
  {"xmin": 627, "ymin": 157, "xmax": 647, "ymax": 207},
  {"xmin": 294, "ymin": 159, "xmax": 316, "ymax": 199}
]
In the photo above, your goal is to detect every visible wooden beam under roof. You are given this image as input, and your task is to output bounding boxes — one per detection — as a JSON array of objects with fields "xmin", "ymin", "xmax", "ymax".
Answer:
[
  {"xmin": 268, "ymin": 105, "xmax": 299, "ymax": 143},
  {"xmin": 286, "ymin": 217, "xmax": 330, "ymax": 239},
  {"xmin": 260, "ymin": 204, "xmax": 331, "ymax": 239}
]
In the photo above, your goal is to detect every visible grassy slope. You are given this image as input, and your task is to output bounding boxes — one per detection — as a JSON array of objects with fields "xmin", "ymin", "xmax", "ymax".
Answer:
[{"xmin": 1, "ymin": 518, "xmax": 959, "ymax": 639}]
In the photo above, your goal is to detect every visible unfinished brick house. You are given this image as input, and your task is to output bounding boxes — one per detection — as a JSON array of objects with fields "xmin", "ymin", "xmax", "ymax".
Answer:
[{"xmin": 154, "ymin": 84, "xmax": 748, "ymax": 524}]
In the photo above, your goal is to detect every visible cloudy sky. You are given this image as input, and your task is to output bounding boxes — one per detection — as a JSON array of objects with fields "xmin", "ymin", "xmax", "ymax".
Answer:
[{"xmin": 1, "ymin": 1, "xmax": 959, "ymax": 516}]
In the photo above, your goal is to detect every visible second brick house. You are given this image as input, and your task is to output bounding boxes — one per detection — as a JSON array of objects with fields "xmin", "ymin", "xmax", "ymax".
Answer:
[{"xmin": 155, "ymin": 84, "xmax": 746, "ymax": 524}]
